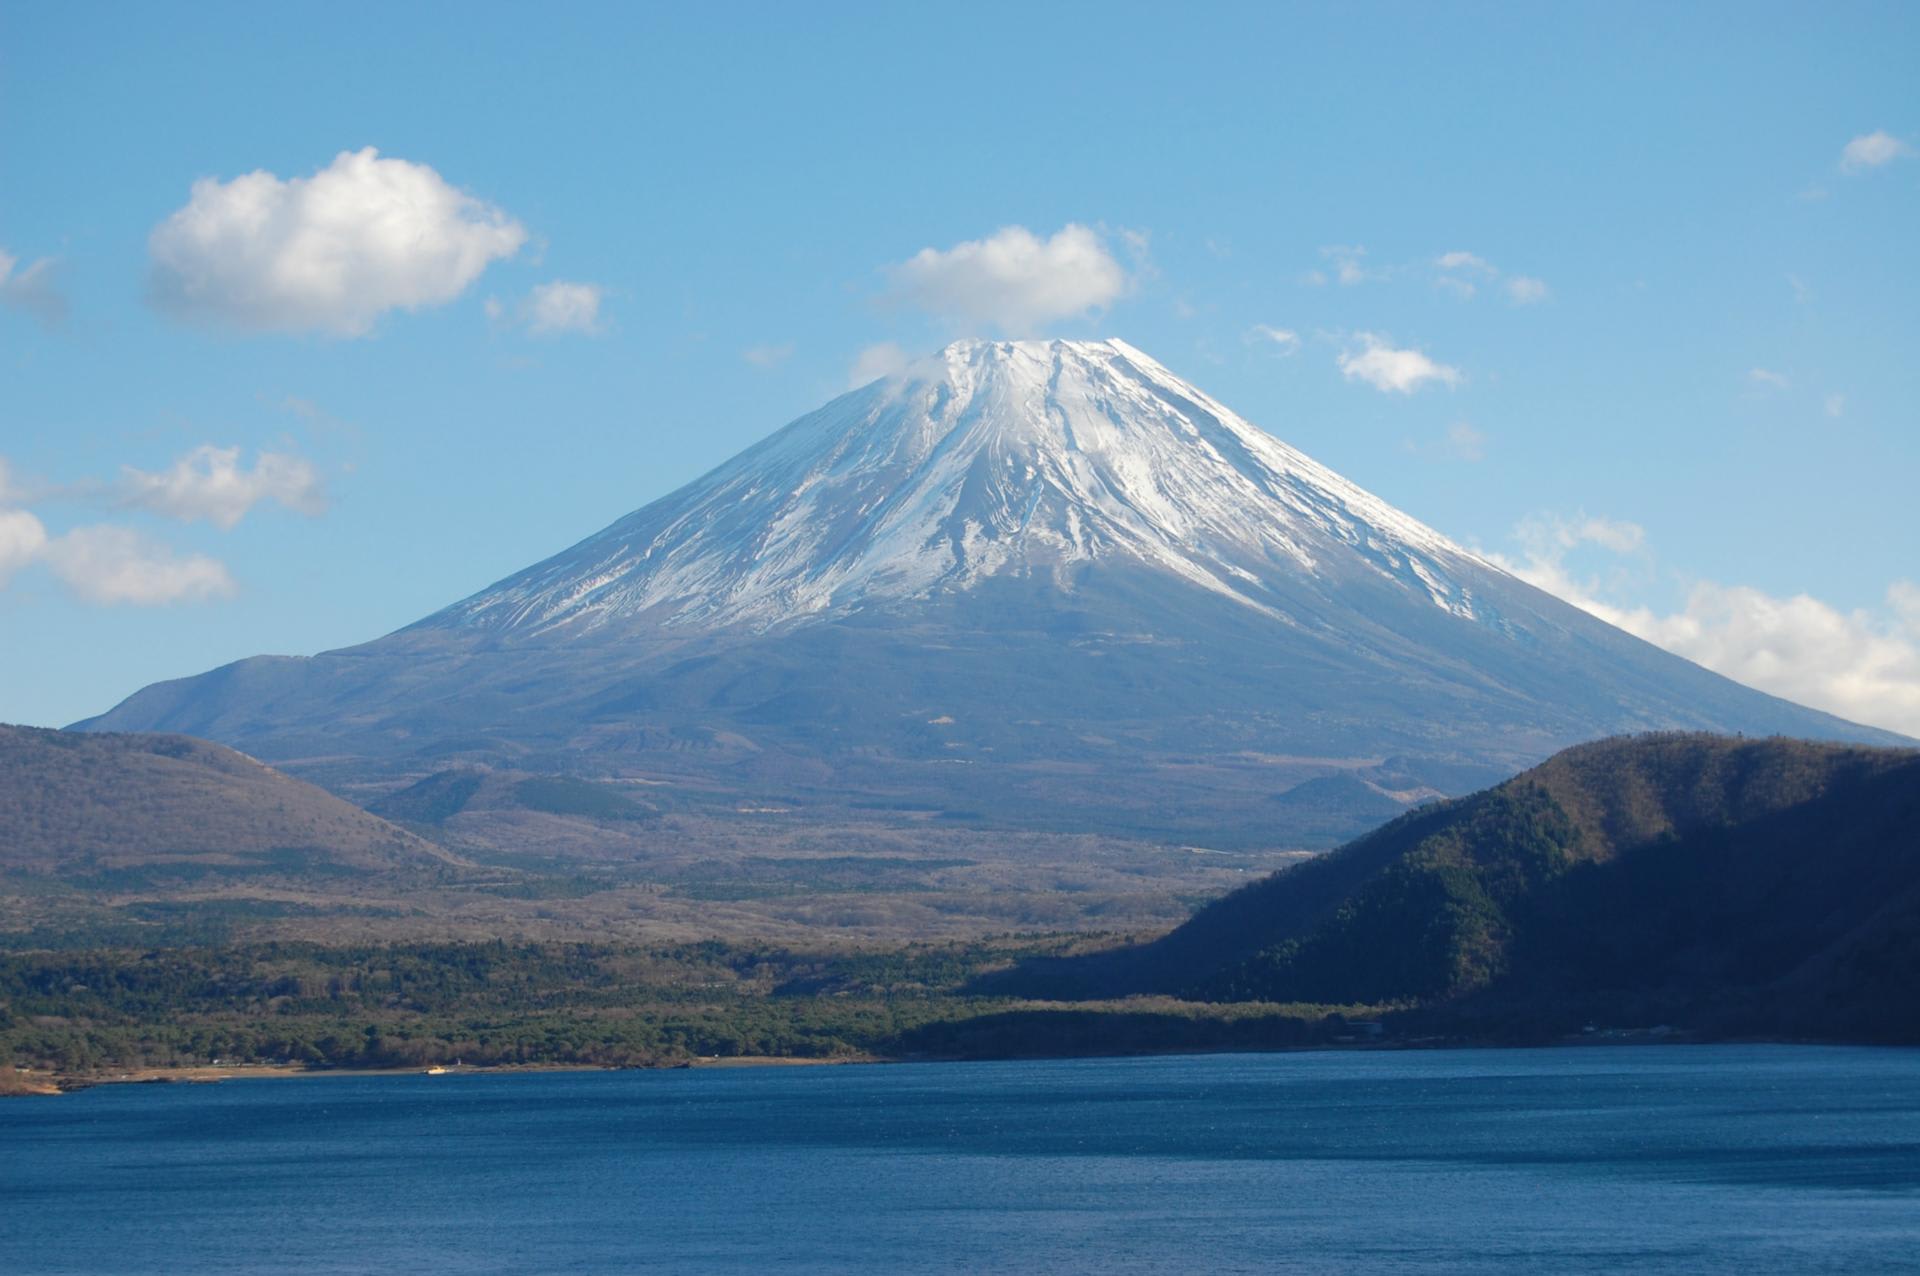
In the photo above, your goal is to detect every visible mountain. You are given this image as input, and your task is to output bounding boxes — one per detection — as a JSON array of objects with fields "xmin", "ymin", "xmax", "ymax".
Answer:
[
  {"xmin": 76, "ymin": 339, "xmax": 1904, "ymax": 857},
  {"xmin": 0, "ymin": 724, "xmax": 460, "ymax": 883},
  {"xmin": 995, "ymin": 734, "xmax": 1920, "ymax": 1041}
]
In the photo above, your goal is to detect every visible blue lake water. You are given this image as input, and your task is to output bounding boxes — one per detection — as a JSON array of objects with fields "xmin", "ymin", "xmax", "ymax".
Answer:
[{"xmin": 5, "ymin": 1045, "xmax": 1919, "ymax": 1273}]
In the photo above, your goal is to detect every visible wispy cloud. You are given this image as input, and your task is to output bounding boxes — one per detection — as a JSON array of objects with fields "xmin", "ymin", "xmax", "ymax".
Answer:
[
  {"xmin": 148, "ymin": 148, "xmax": 526, "ymax": 336},
  {"xmin": 1432, "ymin": 249, "xmax": 1548, "ymax": 306},
  {"xmin": 1318, "ymin": 244, "xmax": 1379, "ymax": 287},
  {"xmin": 1404, "ymin": 422, "xmax": 1489, "ymax": 462},
  {"xmin": 847, "ymin": 341, "xmax": 910, "ymax": 389},
  {"xmin": 0, "ymin": 248, "xmax": 67, "ymax": 326},
  {"xmin": 1748, "ymin": 367, "xmax": 1791, "ymax": 391},
  {"xmin": 1505, "ymin": 276, "xmax": 1549, "ymax": 305},
  {"xmin": 1245, "ymin": 324, "xmax": 1300, "ymax": 356},
  {"xmin": 1338, "ymin": 333, "xmax": 1462, "ymax": 394},
  {"xmin": 525, "ymin": 281, "xmax": 605, "ymax": 336},
  {"xmin": 885, "ymin": 223, "xmax": 1131, "ymax": 333},
  {"xmin": 1839, "ymin": 130, "xmax": 1913, "ymax": 174},
  {"xmin": 117, "ymin": 445, "xmax": 327, "ymax": 529},
  {"xmin": 1434, "ymin": 250, "xmax": 1494, "ymax": 274},
  {"xmin": 1443, "ymin": 422, "xmax": 1487, "ymax": 461},
  {"xmin": 742, "ymin": 342, "xmax": 795, "ymax": 369}
]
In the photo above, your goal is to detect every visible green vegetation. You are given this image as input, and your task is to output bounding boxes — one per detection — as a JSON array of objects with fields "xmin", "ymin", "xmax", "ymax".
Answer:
[
  {"xmin": 996, "ymin": 734, "xmax": 1920, "ymax": 1043},
  {"xmin": 7, "ymin": 731, "xmax": 1917, "ymax": 1088},
  {"xmin": 0, "ymin": 940, "xmax": 1364, "ymax": 1079},
  {"xmin": 511, "ymin": 777, "xmax": 655, "ymax": 821},
  {"xmin": 368, "ymin": 769, "xmax": 485, "ymax": 824}
]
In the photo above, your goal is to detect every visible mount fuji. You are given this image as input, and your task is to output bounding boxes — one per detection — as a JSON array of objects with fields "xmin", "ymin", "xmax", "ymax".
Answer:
[{"xmin": 78, "ymin": 339, "xmax": 1903, "ymax": 848}]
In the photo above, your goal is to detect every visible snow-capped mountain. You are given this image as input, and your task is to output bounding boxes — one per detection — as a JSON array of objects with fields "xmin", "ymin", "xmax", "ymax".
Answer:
[
  {"xmin": 78, "ymin": 339, "xmax": 1906, "ymax": 848},
  {"xmin": 441, "ymin": 339, "xmax": 1481, "ymax": 636}
]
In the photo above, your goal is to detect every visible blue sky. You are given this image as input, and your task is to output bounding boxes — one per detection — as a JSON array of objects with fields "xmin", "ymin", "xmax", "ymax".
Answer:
[{"xmin": 2, "ymin": 2, "xmax": 1916, "ymax": 733}]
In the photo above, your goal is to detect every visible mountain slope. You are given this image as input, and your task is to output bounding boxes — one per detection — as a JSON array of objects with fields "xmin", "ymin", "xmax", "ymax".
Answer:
[
  {"xmin": 997, "ymin": 734, "xmax": 1920, "ymax": 1040},
  {"xmin": 75, "ymin": 340, "xmax": 1905, "ymax": 851},
  {"xmin": 0, "ymin": 724, "xmax": 460, "ymax": 877}
]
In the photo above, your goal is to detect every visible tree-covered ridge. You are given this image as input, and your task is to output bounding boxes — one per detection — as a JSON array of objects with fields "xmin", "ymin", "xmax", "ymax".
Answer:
[{"xmin": 998, "ymin": 734, "xmax": 1920, "ymax": 1041}]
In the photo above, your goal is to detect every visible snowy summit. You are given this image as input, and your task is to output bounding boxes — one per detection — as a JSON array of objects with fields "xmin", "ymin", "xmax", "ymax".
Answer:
[{"xmin": 439, "ymin": 339, "xmax": 1483, "ymax": 635}]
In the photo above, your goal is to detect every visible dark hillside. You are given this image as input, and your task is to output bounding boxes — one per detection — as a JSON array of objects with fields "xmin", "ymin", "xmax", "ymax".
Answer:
[{"xmin": 993, "ymin": 735, "xmax": 1920, "ymax": 1041}]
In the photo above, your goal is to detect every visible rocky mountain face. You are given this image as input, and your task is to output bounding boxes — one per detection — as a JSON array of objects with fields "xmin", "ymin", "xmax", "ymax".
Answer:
[{"xmin": 76, "ymin": 340, "xmax": 1904, "ymax": 853}]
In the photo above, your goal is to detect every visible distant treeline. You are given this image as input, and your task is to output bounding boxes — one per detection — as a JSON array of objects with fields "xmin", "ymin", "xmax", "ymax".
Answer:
[{"xmin": 0, "ymin": 940, "xmax": 1367, "ymax": 1077}]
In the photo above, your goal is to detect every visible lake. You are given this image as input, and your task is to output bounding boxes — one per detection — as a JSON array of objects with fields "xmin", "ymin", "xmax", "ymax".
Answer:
[{"xmin": 5, "ymin": 1045, "xmax": 1918, "ymax": 1273}]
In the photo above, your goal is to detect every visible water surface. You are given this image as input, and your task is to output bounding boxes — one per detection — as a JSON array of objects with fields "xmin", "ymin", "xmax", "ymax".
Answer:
[{"xmin": 5, "ymin": 1045, "xmax": 1918, "ymax": 1273}]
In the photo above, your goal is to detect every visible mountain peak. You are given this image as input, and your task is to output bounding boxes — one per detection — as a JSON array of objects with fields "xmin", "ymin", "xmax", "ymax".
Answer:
[
  {"xmin": 434, "ymin": 338, "xmax": 1482, "ymax": 637},
  {"xmin": 79, "ymin": 352, "xmax": 1904, "ymax": 856}
]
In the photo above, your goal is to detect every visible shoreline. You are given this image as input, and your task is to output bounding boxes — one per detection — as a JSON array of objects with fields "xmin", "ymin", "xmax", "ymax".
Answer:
[
  {"xmin": 16, "ymin": 1034, "xmax": 1906, "ymax": 1098},
  {"xmin": 21, "ymin": 1053, "xmax": 879, "ymax": 1096}
]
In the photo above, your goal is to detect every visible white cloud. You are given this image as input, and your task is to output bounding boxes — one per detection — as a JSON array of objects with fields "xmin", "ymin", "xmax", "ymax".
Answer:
[
  {"xmin": 1492, "ymin": 514, "xmax": 1920, "ymax": 738},
  {"xmin": 1337, "ymin": 333, "xmax": 1462, "ymax": 394},
  {"xmin": 117, "ymin": 445, "xmax": 327, "ymax": 530},
  {"xmin": 1444, "ymin": 422, "xmax": 1487, "ymax": 462},
  {"xmin": 1892, "ymin": 581, "xmax": 1920, "ymax": 631},
  {"xmin": 1496, "ymin": 514, "xmax": 1645, "ymax": 575},
  {"xmin": 0, "ymin": 508, "xmax": 47, "ymax": 583},
  {"xmin": 1113, "ymin": 226, "xmax": 1154, "ymax": 274},
  {"xmin": 1245, "ymin": 324, "xmax": 1300, "ymax": 356},
  {"xmin": 1319, "ymin": 244, "xmax": 1377, "ymax": 286},
  {"xmin": 524, "ymin": 281, "xmax": 604, "ymax": 336},
  {"xmin": 1430, "ymin": 251, "xmax": 1547, "ymax": 305},
  {"xmin": 0, "ymin": 457, "xmax": 247, "ymax": 605},
  {"xmin": 1404, "ymin": 423, "xmax": 1491, "ymax": 463},
  {"xmin": 148, "ymin": 147, "xmax": 527, "ymax": 336},
  {"xmin": 0, "ymin": 249, "xmax": 66, "ymax": 326},
  {"xmin": 1749, "ymin": 367, "xmax": 1791, "ymax": 391},
  {"xmin": 1825, "ymin": 392, "xmax": 1847, "ymax": 418},
  {"xmin": 41, "ymin": 525, "xmax": 236, "ymax": 606},
  {"xmin": 1506, "ymin": 275, "xmax": 1550, "ymax": 305},
  {"xmin": 847, "ymin": 342, "xmax": 910, "ymax": 389},
  {"xmin": 1839, "ymin": 130, "xmax": 1913, "ymax": 174},
  {"xmin": 886, "ymin": 224, "xmax": 1130, "ymax": 332},
  {"xmin": 1434, "ymin": 251, "xmax": 1494, "ymax": 274},
  {"xmin": 742, "ymin": 342, "xmax": 795, "ymax": 368}
]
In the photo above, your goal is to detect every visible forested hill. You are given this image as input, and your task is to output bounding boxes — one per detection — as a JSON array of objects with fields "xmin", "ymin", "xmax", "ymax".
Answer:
[
  {"xmin": 0, "ymin": 725, "xmax": 460, "ymax": 877},
  {"xmin": 995, "ymin": 734, "xmax": 1920, "ymax": 1041}
]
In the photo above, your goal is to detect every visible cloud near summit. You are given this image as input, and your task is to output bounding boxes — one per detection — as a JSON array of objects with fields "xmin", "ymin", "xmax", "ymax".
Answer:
[
  {"xmin": 885, "ymin": 224, "xmax": 1131, "ymax": 333},
  {"xmin": 148, "ymin": 148, "xmax": 527, "ymax": 336},
  {"xmin": 1492, "ymin": 514, "xmax": 1920, "ymax": 738}
]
